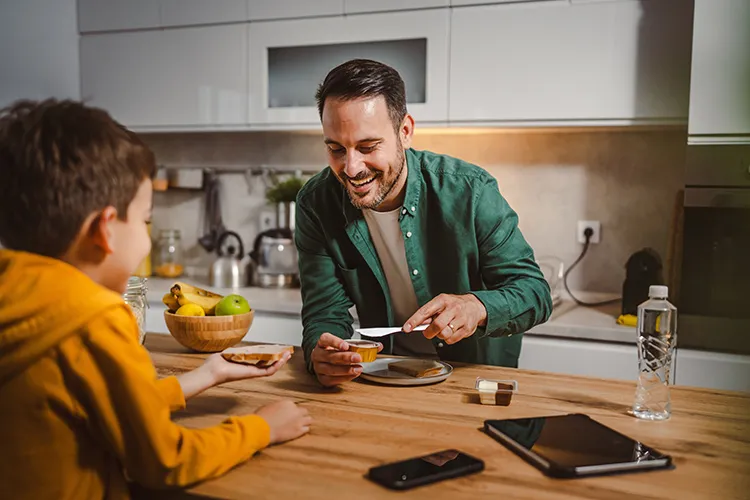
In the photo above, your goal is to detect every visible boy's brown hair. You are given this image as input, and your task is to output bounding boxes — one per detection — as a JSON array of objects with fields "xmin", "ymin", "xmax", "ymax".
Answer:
[{"xmin": 0, "ymin": 99, "xmax": 156, "ymax": 257}]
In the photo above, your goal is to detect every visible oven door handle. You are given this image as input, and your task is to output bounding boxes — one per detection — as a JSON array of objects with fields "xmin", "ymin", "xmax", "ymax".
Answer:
[{"xmin": 684, "ymin": 188, "xmax": 750, "ymax": 208}]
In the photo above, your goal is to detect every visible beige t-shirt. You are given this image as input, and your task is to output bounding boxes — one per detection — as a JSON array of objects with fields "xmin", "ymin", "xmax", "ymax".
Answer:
[{"xmin": 363, "ymin": 208, "xmax": 437, "ymax": 358}]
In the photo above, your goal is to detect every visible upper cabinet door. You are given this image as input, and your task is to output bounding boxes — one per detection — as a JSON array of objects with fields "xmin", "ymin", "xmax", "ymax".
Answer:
[
  {"xmin": 80, "ymin": 25, "xmax": 248, "ymax": 128},
  {"xmin": 247, "ymin": 0, "xmax": 344, "ymax": 21},
  {"xmin": 160, "ymin": 0, "xmax": 248, "ymax": 27},
  {"xmin": 248, "ymin": 9, "xmax": 450, "ymax": 125},
  {"xmin": 345, "ymin": 0, "xmax": 448, "ymax": 15},
  {"xmin": 688, "ymin": 0, "xmax": 750, "ymax": 141},
  {"xmin": 78, "ymin": 0, "xmax": 160, "ymax": 33},
  {"xmin": 450, "ymin": 0, "xmax": 693, "ymax": 125},
  {"xmin": 450, "ymin": 0, "xmax": 541, "ymax": 5}
]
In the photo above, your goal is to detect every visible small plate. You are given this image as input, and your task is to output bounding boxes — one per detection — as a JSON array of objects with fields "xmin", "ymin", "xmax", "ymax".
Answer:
[{"xmin": 359, "ymin": 357, "xmax": 453, "ymax": 386}]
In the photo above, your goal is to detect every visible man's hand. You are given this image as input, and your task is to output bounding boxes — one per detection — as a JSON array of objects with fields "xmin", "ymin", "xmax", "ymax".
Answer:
[
  {"xmin": 403, "ymin": 294, "xmax": 487, "ymax": 345},
  {"xmin": 311, "ymin": 333, "xmax": 383, "ymax": 387}
]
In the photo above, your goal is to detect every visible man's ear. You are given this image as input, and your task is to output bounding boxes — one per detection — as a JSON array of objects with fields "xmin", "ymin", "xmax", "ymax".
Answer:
[
  {"xmin": 85, "ymin": 206, "xmax": 119, "ymax": 255},
  {"xmin": 399, "ymin": 113, "xmax": 415, "ymax": 150}
]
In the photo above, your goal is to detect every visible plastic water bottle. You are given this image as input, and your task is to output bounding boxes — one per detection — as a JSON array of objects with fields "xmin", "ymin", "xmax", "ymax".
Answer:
[{"xmin": 632, "ymin": 285, "xmax": 677, "ymax": 421}]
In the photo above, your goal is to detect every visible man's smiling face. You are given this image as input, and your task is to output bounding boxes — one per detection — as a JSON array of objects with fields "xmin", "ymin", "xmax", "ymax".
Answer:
[{"xmin": 321, "ymin": 95, "xmax": 407, "ymax": 210}]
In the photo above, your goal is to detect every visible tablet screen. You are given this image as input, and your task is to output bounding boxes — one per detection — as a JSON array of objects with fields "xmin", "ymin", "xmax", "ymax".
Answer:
[{"xmin": 485, "ymin": 414, "xmax": 670, "ymax": 470}]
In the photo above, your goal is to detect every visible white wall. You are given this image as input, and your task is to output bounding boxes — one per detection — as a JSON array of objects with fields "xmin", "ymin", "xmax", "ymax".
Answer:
[
  {"xmin": 142, "ymin": 128, "xmax": 686, "ymax": 294},
  {"xmin": 0, "ymin": 0, "xmax": 80, "ymax": 107}
]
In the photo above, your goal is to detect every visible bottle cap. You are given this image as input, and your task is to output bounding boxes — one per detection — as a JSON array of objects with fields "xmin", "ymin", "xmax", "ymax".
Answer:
[{"xmin": 648, "ymin": 285, "xmax": 668, "ymax": 298}]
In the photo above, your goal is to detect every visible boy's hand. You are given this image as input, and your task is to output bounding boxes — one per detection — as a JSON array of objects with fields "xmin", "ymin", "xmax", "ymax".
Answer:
[
  {"xmin": 204, "ymin": 351, "xmax": 291, "ymax": 386},
  {"xmin": 176, "ymin": 351, "xmax": 291, "ymax": 401},
  {"xmin": 255, "ymin": 400, "xmax": 312, "ymax": 445}
]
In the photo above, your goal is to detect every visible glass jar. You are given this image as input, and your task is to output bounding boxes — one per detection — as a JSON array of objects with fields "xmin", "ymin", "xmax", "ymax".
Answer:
[
  {"xmin": 154, "ymin": 229, "xmax": 184, "ymax": 278},
  {"xmin": 124, "ymin": 276, "xmax": 148, "ymax": 344}
]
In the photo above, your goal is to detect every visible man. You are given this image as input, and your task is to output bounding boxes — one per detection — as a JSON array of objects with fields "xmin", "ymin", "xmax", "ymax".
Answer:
[{"xmin": 295, "ymin": 59, "xmax": 552, "ymax": 387}]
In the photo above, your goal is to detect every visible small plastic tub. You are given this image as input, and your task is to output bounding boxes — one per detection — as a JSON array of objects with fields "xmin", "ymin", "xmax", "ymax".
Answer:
[
  {"xmin": 475, "ymin": 378, "xmax": 518, "ymax": 406},
  {"xmin": 346, "ymin": 340, "xmax": 379, "ymax": 363}
]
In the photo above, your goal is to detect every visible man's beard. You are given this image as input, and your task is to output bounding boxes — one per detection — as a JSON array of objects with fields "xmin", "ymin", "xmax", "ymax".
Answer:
[{"xmin": 346, "ymin": 148, "xmax": 406, "ymax": 210}]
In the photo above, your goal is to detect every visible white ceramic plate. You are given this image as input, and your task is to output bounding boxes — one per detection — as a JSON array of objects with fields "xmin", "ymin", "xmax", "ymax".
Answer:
[{"xmin": 359, "ymin": 357, "xmax": 453, "ymax": 386}]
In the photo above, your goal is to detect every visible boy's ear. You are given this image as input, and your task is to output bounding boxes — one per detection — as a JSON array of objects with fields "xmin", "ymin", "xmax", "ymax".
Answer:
[{"xmin": 86, "ymin": 206, "xmax": 119, "ymax": 254}]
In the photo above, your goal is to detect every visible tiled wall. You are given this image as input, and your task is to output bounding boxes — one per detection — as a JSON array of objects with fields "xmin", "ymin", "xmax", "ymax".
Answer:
[{"xmin": 141, "ymin": 128, "xmax": 686, "ymax": 293}]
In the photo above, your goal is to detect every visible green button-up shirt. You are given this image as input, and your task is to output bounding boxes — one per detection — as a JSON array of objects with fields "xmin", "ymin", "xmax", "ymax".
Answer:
[{"xmin": 295, "ymin": 148, "xmax": 552, "ymax": 372}]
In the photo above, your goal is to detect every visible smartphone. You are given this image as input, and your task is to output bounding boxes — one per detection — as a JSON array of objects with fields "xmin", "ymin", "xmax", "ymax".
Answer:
[
  {"xmin": 484, "ymin": 413, "xmax": 673, "ymax": 478},
  {"xmin": 367, "ymin": 449, "xmax": 484, "ymax": 490}
]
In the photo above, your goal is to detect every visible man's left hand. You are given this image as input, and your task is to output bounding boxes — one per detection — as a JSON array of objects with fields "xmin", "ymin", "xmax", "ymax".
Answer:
[{"xmin": 403, "ymin": 294, "xmax": 488, "ymax": 345}]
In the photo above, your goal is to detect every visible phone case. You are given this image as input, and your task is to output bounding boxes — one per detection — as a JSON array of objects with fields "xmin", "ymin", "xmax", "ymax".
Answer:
[{"xmin": 367, "ymin": 450, "xmax": 485, "ymax": 490}]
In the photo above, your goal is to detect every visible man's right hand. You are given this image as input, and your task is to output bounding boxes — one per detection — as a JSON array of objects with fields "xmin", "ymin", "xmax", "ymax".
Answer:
[{"xmin": 311, "ymin": 333, "xmax": 383, "ymax": 387}]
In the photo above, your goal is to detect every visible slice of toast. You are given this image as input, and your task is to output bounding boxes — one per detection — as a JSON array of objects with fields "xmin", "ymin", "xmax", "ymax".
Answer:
[
  {"xmin": 221, "ymin": 345, "xmax": 294, "ymax": 366},
  {"xmin": 388, "ymin": 359, "xmax": 444, "ymax": 378}
]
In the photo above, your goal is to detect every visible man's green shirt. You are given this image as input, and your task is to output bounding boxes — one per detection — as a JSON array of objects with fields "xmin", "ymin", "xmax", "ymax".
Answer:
[{"xmin": 295, "ymin": 148, "xmax": 553, "ymax": 371}]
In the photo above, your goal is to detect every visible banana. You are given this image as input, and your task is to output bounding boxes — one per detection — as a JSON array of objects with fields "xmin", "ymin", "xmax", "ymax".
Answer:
[
  {"xmin": 162, "ymin": 292, "xmax": 180, "ymax": 312},
  {"xmin": 170, "ymin": 282, "xmax": 223, "ymax": 299},
  {"xmin": 170, "ymin": 282, "xmax": 223, "ymax": 315}
]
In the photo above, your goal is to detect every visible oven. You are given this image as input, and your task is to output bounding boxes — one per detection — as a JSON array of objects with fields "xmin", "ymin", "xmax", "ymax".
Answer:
[{"xmin": 678, "ymin": 145, "xmax": 750, "ymax": 355}]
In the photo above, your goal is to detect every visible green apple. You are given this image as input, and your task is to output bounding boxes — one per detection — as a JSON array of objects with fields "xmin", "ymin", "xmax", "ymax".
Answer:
[{"xmin": 215, "ymin": 294, "xmax": 251, "ymax": 316}]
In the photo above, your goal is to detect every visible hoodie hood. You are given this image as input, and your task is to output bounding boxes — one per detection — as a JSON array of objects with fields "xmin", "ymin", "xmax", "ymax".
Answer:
[{"xmin": 0, "ymin": 250, "xmax": 125, "ymax": 385}]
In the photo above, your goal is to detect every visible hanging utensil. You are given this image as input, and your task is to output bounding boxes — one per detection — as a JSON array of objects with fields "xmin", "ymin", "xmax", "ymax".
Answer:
[{"xmin": 198, "ymin": 170, "xmax": 226, "ymax": 253}]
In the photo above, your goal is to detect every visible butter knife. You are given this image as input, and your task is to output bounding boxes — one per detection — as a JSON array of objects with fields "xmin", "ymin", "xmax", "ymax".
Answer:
[{"xmin": 355, "ymin": 324, "xmax": 429, "ymax": 338}]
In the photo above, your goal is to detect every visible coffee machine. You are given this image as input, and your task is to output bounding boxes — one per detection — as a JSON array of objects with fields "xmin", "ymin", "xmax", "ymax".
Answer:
[{"xmin": 248, "ymin": 201, "xmax": 299, "ymax": 288}]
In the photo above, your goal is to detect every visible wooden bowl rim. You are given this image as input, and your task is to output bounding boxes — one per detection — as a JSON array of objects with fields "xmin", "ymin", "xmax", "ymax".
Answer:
[{"xmin": 164, "ymin": 310, "xmax": 254, "ymax": 320}]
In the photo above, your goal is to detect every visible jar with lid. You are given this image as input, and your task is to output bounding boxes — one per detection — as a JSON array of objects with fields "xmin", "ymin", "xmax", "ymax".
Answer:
[
  {"xmin": 154, "ymin": 229, "xmax": 184, "ymax": 278},
  {"xmin": 123, "ymin": 276, "xmax": 148, "ymax": 344}
]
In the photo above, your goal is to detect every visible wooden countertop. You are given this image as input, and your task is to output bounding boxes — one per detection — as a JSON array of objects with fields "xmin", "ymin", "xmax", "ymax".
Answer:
[{"xmin": 144, "ymin": 334, "xmax": 750, "ymax": 500}]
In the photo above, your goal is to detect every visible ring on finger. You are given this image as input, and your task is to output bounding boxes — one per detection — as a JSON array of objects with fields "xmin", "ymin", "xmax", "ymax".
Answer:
[{"xmin": 439, "ymin": 325, "xmax": 453, "ymax": 339}]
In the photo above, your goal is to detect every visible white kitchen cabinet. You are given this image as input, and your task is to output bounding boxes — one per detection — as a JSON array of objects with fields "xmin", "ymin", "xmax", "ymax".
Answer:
[
  {"xmin": 688, "ymin": 0, "xmax": 750, "ymax": 143},
  {"xmin": 0, "ymin": 0, "xmax": 80, "ymax": 107},
  {"xmin": 520, "ymin": 335, "xmax": 639, "ymax": 382},
  {"xmin": 248, "ymin": 9, "xmax": 449, "ymax": 126},
  {"xmin": 78, "ymin": 0, "xmax": 160, "ymax": 33},
  {"xmin": 450, "ymin": 0, "xmax": 545, "ymax": 5},
  {"xmin": 674, "ymin": 349, "xmax": 750, "ymax": 393},
  {"xmin": 146, "ymin": 307, "xmax": 170, "ymax": 335},
  {"xmin": 450, "ymin": 0, "xmax": 693, "ymax": 125},
  {"xmin": 520, "ymin": 335, "xmax": 750, "ymax": 393},
  {"xmin": 160, "ymin": 0, "xmax": 248, "ymax": 27},
  {"xmin": 247, "ymin": 0, "xmax": 344, "ymax": 21},
  {"xmin": 80, "ymin": 24, "xmax": 247, "ymax": 129},
  {"xmin": 345, "ymin": 0, "xmax": 448, "ymax": 14},
  {"xmin": 245, "ymin": 312, "xmax": 304, "ymax": 346}
]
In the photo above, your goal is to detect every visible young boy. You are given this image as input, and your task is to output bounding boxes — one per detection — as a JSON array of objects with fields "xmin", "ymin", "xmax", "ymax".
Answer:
[{"xmin": 0, "ymin": 99, "xmax": 312, "ymax": 499}]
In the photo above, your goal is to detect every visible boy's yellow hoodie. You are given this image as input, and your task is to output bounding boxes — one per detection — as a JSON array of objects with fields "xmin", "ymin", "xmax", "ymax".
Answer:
[{"xmin": 0, "ymin": 250, "xmax": 271, "ymax": 499}]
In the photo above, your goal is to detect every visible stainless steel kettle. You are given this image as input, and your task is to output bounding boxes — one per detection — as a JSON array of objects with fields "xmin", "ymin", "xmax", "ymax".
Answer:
[
  {"xmin": 209, "ymin": 231, "xmax": 245, "ymax": 288},
  {"xmin": 249, "ymin": 228, "xmax": 299, "ymax": 288}
]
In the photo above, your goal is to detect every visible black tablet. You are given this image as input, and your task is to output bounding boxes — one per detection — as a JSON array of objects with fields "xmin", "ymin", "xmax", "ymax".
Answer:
[{"xmin": 484, "ymin": 413, "xmax": 673, "ymax": 478}]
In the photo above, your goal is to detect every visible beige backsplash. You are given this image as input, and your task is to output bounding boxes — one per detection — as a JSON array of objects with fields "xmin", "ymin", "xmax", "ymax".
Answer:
[{"xmin": 141, "ymin": 128, "xmax": 686, "ymax": 294}]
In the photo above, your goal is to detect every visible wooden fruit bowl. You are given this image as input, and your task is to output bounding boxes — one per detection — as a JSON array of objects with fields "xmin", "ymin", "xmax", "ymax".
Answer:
[{"xmin": 164, "ymin": 310, "xmax": 254, "ymax": 353}]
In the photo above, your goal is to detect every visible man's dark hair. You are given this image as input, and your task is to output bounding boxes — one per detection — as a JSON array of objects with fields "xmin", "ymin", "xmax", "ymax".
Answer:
[
  {"xmin": 0, "ymin": 99, "xmax": 156, "ymax": 257},
  {"xmin": 315, "ymin": 59, "xmax": 407, "ymax": 131}
]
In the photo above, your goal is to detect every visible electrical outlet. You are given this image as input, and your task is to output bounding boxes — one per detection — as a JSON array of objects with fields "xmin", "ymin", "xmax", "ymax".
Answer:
[{"xmin": 577, "ymin": 220, "xmax": 601, "ymax": 244}]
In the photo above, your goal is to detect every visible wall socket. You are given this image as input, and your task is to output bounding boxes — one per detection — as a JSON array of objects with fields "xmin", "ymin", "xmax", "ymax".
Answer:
[{"xmin": 577, "ymin": 220, "xmax": 601, "ymax": 244}]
